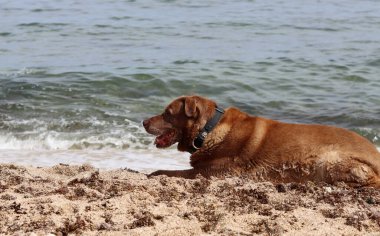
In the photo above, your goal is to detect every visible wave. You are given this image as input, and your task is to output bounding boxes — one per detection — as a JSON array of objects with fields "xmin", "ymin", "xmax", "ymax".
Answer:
[
  {"xmin": 0, "ymin": 67, "xmax": 46, "ymax": 78},
  {"xmin": 0, "ymin": 118, "xmax": 153, "ymax": 151},
  {"xmin": 0, "ymin": 132, "xmax": 146, "ymax": 150},
  {"xmin": 354, "ymin": 128, "xmax": 380, "ymax": 147}
]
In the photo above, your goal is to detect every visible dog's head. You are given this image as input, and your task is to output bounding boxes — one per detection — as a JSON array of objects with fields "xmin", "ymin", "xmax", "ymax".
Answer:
[{"xmin": 143, "ymin": 95, "xmax": 217, "ymax": 152}]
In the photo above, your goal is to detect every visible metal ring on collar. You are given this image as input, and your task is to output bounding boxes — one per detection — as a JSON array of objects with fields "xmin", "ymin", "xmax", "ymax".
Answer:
[{"xmin": 192, "ymin": 139, "xmax": 201, "ymax": 150}]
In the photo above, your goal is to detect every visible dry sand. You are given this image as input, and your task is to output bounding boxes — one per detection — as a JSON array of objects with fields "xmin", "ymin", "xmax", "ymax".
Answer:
[{"xmin": 1, "ymin": 163, "xmax": 380, "ymax": 235}]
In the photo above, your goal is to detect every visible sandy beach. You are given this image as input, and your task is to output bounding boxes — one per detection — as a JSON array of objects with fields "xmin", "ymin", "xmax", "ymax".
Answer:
[{"xmin": 0, "ymin": 163, "xmax": 379, "ymax": 235}]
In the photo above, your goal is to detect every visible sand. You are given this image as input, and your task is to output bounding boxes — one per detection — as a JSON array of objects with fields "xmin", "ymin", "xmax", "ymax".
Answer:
[{"xmin": 0, "ymin": 163, "xmax": 380, "ymax": 235}]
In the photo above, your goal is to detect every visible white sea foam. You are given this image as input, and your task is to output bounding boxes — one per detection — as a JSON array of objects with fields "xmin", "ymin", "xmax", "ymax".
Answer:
[
  {"xmin": 0, "ymin": 131, "xmax": 150, "ymax": 150},
  {"xmin": 0, "ymin": 117, "xmax": 150, "ymax": 150},
  {"xmin": 0, "ymin": 119, "xmax": 191, "ymax": 171},
  {"xmin": 0, "ymin": 67, "xmax": 44, "ymax": 78}
]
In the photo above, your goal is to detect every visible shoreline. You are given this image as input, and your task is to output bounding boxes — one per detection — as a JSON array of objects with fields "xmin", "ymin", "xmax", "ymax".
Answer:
[
  {"xmin": 0, "ymin": 149, "xmax": 191, "ymax": 174},
  {"xmin": 1, "ymin": 163, "xmax": 380, "ymax": 235}
]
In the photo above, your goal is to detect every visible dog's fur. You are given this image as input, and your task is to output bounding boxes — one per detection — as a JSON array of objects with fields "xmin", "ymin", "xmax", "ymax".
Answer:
[{"xmin": 143, "ymin": 95, "xmax": 380, "ymax": 187}]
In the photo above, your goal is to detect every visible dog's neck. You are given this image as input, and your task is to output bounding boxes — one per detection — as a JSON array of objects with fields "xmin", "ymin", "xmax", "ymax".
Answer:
[{"xmin": 189, "ymin": 107, "xmax": 225, "ymax": 153}]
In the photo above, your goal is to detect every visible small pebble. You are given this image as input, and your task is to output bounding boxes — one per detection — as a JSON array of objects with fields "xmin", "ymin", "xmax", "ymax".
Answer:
[
  {"xmin": 324, "ymin": 187, "xmax": 332, "ymax": 193},
  {"xmin": 99, "ymin": 222, "xmax": 111, "ymax": 230},
  {"xmin": 276, "ymin": 184, "xmax": 287, "ymax": 193}
]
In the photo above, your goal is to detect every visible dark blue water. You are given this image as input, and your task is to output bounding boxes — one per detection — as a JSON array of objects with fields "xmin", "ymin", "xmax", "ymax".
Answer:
[{"xmin": 1, "ymin": 0, "xmax": 379, "ymax": 170}]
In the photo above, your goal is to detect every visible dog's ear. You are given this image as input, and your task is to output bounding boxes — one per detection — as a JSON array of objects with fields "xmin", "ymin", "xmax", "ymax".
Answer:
[{"xmin": 184, "ymin": 97, "xmax": 198, "ymax": 118}]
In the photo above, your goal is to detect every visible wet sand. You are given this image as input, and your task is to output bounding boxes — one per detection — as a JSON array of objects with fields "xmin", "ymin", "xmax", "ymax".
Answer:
[{"xmin": 0, "ymin": 163, "xmax": 380, "ymax": 235}]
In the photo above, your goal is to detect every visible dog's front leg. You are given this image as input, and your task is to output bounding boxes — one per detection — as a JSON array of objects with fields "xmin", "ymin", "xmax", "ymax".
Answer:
[{"xmin": 148, "ymin": 169, "xmax": 201, "ymax": 179}]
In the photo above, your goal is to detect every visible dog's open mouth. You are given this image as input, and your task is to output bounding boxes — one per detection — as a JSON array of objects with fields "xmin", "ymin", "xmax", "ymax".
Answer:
[{"xmin": 154, "ymin": 129, "xmax": 178, "ymax": 148}]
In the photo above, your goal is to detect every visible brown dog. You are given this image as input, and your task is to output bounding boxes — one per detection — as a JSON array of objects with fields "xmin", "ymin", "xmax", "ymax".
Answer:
[{"xmin": 143, "ymin": 95, "xmax": 380, "ymax": 187}]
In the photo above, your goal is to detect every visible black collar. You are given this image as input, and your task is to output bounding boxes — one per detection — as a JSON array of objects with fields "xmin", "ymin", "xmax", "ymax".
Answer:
[{"xmin": 190, "ymin": 107, "xmax": 224, "ymax": 153}]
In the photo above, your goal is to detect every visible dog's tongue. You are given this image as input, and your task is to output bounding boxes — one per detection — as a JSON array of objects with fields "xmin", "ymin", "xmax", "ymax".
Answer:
[
  {"xmin": 154, "ymin": 130, "xmax": 175, "ymax": 148},
  {"xmin": 154, "ymin": 135, "xmax": 167, "ymax": 147}
]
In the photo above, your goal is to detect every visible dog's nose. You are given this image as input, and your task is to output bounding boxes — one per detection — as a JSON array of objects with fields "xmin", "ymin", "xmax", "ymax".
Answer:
[{"xmin": 142, "ymin": 119, "xmax": 150, "ymax": 129}]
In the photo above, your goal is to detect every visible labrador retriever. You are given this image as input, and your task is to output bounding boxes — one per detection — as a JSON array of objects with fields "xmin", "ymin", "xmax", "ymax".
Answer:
[{"xmin": 143, "ymin": 95, "xmax": 380, "ymax": 187}]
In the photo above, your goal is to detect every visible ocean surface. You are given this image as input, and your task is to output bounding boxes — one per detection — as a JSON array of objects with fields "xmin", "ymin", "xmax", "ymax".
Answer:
[{"xmin": 1, "ymin": 0, "xmax": 379, "ymax": 172}]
